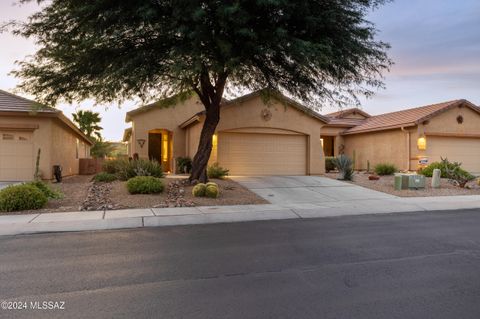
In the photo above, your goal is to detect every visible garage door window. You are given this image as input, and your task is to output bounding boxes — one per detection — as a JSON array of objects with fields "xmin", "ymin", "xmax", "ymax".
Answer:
[{"xmin": 2, "ymin": 133, "xmax": 14, "ymax": 140}]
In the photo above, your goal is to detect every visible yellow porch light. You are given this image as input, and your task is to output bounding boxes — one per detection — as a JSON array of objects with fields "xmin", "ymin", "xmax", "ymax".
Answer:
[
  {"xmin": 212, "ymin": 134, "xmax": 218, "ymax": 147},
  {"xmin": 417, "ymin": 136, "xmax": 427, "ymax": 150},
  {"xmin": 320, "ymin": 138, "xmax": 324, "ymax": 148}
]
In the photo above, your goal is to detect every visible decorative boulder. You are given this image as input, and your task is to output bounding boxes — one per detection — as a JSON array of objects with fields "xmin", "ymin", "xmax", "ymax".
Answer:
[
  {"xmin": 368, "ymin": 175, "xmax": 380, "ymax": 180},
  {"xmin": 431, "ymin": 168, "xmax": 441, "ymax": 188},
  {"xmin": 205, "ymin": 185, "xmax": 219, "ymax": 198},
  {"xmin": 192, "ymin": 183, "xmax": 207, "ymax": 197}
]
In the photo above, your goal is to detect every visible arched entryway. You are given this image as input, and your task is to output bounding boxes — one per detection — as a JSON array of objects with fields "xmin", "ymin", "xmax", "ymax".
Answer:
[{"xmin": 148, "ymin": 129, "xmax": 173, "ymax": 173}]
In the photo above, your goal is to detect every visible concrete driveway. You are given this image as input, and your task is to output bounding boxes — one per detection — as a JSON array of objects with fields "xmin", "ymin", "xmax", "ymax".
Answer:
[{"xmin": 232, "ymin": 175, "xmax": 396, "ymax": 210}]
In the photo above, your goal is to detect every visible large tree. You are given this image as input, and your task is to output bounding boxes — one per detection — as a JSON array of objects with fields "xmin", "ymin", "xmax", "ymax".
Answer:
[{"xmin": 12, "ymin": 0, "xmax": 391, "ymax": 182}]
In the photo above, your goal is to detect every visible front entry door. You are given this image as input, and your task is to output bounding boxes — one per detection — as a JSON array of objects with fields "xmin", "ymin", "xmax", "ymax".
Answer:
[{"xmin": 148, "ymin": 133, "xmax": 162, "ymax": 162}]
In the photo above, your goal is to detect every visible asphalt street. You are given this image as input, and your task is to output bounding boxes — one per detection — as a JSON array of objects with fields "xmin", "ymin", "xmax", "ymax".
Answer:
[{"xmin": 1, "ymin": 209, "xmax": 480, "ymax": 319}]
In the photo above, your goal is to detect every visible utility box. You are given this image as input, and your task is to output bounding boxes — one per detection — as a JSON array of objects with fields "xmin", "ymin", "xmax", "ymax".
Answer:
[
  {"xmin": 394, "ymin": 173, "xmax": 425, "ymax": 190},
  {"xmin": 407, "ymin": 174, "xmax": 425, "ymax": 189}
]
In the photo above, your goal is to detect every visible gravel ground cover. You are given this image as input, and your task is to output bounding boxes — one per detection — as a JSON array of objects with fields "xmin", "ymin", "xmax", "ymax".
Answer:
[{"xmin": 325, "ymin": 172, "xmax": 480, "ymax": 197}]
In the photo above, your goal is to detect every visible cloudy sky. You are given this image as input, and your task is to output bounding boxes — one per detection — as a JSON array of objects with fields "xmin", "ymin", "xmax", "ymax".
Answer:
[{"xmin": 0, "ymin": 0, "xmax": 479, "ymax": 141}]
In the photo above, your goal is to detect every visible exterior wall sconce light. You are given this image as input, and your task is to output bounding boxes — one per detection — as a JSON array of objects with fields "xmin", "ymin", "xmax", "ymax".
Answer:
[{"xmin": 417, "ymin": 136, "xmax": 427, "ymax": 150}]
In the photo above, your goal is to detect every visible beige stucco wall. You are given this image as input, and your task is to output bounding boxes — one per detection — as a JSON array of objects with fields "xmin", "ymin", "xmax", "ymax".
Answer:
[
  {"xmin": 186, "ymin": 95, "xmax": 326, "ymax": 175},
  {"xmin": 128, "ymin": 96, "xmax": 204, "ymax": 170},
  {"xmin": 50, "ymin": 118, "xmax": 90, "ymax": 177},
  {"xmin": 343, "ymin": 128, "xmax": 409, "ymax": 171}
]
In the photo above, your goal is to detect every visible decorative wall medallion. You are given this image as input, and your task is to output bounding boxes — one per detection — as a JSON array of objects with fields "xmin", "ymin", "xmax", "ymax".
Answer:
[
  {"xmin": 137, "ymin": 138, "xmax": 146, "ymax": 148},
  {"xmin": 457, "ymin": 115, "xmax": 464, "ymax": 124},
  {"xmin": 261, "ymin": 108, "xmax": 272, "ymax": 121}
]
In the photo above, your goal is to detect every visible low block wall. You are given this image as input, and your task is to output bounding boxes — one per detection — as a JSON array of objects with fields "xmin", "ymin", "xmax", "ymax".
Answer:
[{"xmin": 79, "ymin": 158, "xmax": 104, "ymax": 175}]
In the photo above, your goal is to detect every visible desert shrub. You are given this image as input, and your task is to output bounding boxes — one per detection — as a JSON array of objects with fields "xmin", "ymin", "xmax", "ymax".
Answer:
[
  {"xmin": 332, "ymin": 155, "xmax": 354, "ymax": 181},
  {"xmin": 102, "ymin": 159, "xmax": 120, "ymax": 174},
  {"xmin": 26, "ymin": 181, "xmax": 63, "ymax": 199},
  {"xmin": 0, "ymin": 184, "xmax": 48, "ymax": 212},
  {"xmin": 440, "ymin": 157, "xmax": 475, "ymax": 188},
  {"xmin": 374, "ymin": 163, "xmax": 397, "ymax": 175},
  {"xmin": 176, "ymin": 157, "xmax": 192, "ymax": 174},
  {"xmin": 205, "ymin": 184, "xmax": 219, "ymax": 198},
  {"xmin": 105, "ymin": 158, "xmax": 164, "ymax": 181},
  {"xmin": 133, "ymin": 159, "xmax": 164, "ymax": 178},
  {"xmin": 207, "ymin": 163, "xmax": 229, "ymax": 179},
  {"xmin": 418, "ymin": 161, "xmax": 471, "ymax": 179},
  {"xmin": 325, "ymin": 157, "xmax": 336, "ymax": 172},
  {"xmin": 93, "ymin": 172, "xmax": 117, "ymax": 183},
  {"xmin": 126, "ymin": 176, "xmax": 164, "ymax": 194},
  {"xmin": 192, "ymin": 183, "xmax": 207, "ymax": 197}
]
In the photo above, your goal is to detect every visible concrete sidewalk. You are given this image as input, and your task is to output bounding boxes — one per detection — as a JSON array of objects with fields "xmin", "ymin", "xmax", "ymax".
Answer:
[{"xmin": 0, "ymin": 195, "xmax": 479, "ymax": 236}]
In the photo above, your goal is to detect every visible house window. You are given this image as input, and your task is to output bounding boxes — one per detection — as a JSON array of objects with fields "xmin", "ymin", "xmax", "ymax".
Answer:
[{"xmin": 18, "ymin": 135, "xmax": 29, "ymax": 141}]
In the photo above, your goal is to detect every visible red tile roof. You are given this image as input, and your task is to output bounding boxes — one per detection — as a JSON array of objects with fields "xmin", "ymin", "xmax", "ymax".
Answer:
[
  {"xmin": 343, "ymin": 99, "xmax": 478, "ymax": 135},
  {"xmin": 0, "ymin": 89, "xmax": 58, "ymax": 113},
  {"xmin": 325, "ymin": 107, "xmax": 371, "ymax": 119}
]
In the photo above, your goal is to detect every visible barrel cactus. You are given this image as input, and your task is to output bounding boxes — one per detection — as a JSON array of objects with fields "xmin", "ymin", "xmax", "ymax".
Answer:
[
  {"xmin": 205, "ymin": 184, "xmax": 219, "ymax": 198},
  {"xmin": 206, "ymin": 182, "xmax": 218, "ymax": 188},
  {"xmin": 192, "ymin": 183, "xmax": 207, "ymax": 197}
]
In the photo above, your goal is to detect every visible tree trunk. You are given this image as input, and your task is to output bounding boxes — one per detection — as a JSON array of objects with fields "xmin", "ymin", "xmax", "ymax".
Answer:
[{"xmin": 189, "ymin": 101, "xmax": 220, "ymax": 183}]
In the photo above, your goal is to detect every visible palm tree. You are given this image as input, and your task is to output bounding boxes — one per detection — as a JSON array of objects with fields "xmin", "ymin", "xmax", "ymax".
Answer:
[{"xmin": 72, "ymin": 110, "xmax": 103, "ymax": 140}]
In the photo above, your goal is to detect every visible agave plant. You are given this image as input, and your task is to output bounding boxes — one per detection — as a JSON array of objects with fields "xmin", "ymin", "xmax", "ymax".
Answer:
[{"xmin": 333, "ymin": 155, "xmax": 354, "ymax": 181}]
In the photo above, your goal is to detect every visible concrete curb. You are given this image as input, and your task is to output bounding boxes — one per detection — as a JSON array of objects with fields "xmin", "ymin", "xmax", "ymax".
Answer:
[{"xmin": 0, "ymin": 196, "xmax": 479, "ymax": 236}]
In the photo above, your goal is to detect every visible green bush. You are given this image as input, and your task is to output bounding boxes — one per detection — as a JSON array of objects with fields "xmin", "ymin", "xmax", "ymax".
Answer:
[
  {"xmin": 26, "ymin": 181, "xmax": 63, "ymax": 199},
  {"xmin": 374, "ymin": 163, "xmax": 397, "ymax": 175},
  {"xmin": 207, "ymin": 163, "xmax": 229, "ymax": 179},
  {"xmin": 126, "ymin": 176, "xmax": 164, "ymax": 194},
  {"xmin": 104, "ymin": 158, "xmax": 164, "ymax": 181},
  {"xmin": 205, "ymin": 185, "xmax": 219, "ymax": 198},
  {"xmin": 419, "ymin": 161, "xmax": 472, "ymax": 178},
  {"xmin": 176, "ymin": 157, "xmax": 192, "ymax": 174},
  {"xmin": 192, "ymin": 183, "xmax": 207, "ymax": 197},
  {"xmin": 0, "ymin": 184, "xmax": 48, "ymax": 212},
  {"xmin": 93, "ymin": 172, "xmax": 117, "ymax": 183},
  {"xmin": 325, "ymin": 156, "xmax": 336, "ymax": 172}
]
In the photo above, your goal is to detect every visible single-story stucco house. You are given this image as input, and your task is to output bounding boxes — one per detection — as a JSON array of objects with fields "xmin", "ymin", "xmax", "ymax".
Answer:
[
  {"xmin": 124, "ymin": 91, "xmax": 328, "ymax": 175},
  {"xmin": 124, "ymin": 90, "xmax": 480, "ymax": 175},
  {"xmin": 0, "ymin": 90, "xmax": 93, "ymax": 181},
  {"xmin": 322, "ymin": 99, "xmax": 480, "ymax": 174}
]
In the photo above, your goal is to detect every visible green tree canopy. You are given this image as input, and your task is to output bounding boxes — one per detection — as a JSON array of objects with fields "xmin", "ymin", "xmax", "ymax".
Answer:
[
  {"xmin": 12, "ymin": 0, "xmax": 392, "ymax": 182},
  {"xmin": 72, "ymin": 110, "xmax": 103, "ymax": 140}
]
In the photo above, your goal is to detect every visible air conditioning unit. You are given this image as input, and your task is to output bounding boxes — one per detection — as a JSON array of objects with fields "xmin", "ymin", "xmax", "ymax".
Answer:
[{"xmin": 407, "ymin": 174, "xmax": 425, "ymax": 189}]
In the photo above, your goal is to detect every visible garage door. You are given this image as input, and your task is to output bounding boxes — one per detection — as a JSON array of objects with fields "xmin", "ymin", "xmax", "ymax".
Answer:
[
  {"xmin": 426, "ymin": 137, "xmax": 480, "ymax": 174},
  {"xmin": 0, "ymin": 131, "xmax": 34, "ymax": 181},
  {"xmin": 218, "ymin": 132, "xmax": 307, "ymax": 175}
]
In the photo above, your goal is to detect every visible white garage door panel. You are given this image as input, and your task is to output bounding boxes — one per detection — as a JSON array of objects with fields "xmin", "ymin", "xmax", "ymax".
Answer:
[
  {"xmin": 426, "ymin": 137, "xmax": 480, "ymax": 174},
  {"xmin": 218, "ymin": 133, "xmax": 307, "ymax": 175},
  {"xmin": 0, "ymin": 131, "xmax": 34, "ymax": 181}
]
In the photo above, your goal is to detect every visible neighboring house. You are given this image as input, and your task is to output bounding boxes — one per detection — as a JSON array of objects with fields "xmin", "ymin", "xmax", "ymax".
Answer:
[
  {"xmin": 124, "ymin": 90, "xmax": 480, "ymax": 176},
  {"xmin": 124, "ymin": 90, "xmax": 328, "ymax": 175},
  {"xmin": 322, "ymin": 100, "xmax": 480, "ymax": 174},
  {"xmin": 0, "ymin": 90, "xmax": 93, "ymax": 181}
]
